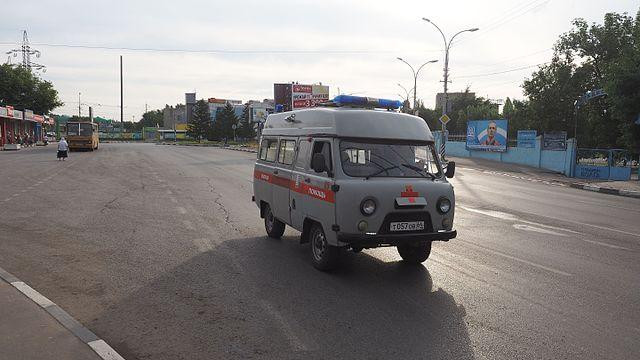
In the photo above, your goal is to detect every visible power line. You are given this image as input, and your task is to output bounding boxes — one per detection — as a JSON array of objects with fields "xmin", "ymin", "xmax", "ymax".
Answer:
[
  {"xmin": 0, "ymin": 41, "xmax": 401, "ymax": 55},
  {"xmin": 453, "ymin": 0, "xmax": 550, "ymax": 46},
  {"xmin": 454, "ymin": 62, "xmax": 548, "ymax": 79}
]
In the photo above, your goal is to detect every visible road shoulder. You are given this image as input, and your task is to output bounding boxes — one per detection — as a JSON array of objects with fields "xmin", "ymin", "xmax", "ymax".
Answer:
[{"xmin": 0, "ymin": 266, "xmax": 125, "ymax": 360}]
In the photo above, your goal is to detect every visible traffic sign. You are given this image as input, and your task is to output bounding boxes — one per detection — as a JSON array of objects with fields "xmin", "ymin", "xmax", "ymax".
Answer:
[{"xmin": 439, "ymin": 114, "xmax": 451, "ymax": 125}]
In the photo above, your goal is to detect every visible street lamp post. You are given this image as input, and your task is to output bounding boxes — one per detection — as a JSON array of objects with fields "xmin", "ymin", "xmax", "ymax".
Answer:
[
  {"xmin": 396, "ymin": 58, "xmax": 438, "ymax": 114},
  {"xmin": 78, "ymin": 92, "xmax": 81, "ymax": 117},
  {"xmin": 422, "ymin": 18, "xmax": 478, "ymax": 160}
]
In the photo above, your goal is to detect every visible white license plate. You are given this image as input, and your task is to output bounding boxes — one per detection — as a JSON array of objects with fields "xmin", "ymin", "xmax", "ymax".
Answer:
[{"xmin": 390, "ymin": 221, "xmax": 425, "ymax": 232}]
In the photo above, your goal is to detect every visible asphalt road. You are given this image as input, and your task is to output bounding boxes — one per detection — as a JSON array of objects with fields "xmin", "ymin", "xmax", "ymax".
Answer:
[{"xmin": 1, "ymin": 143, "xmax": 639, "ymax": 360}]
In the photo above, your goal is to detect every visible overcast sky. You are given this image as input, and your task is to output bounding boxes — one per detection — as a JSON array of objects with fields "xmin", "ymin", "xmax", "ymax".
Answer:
[{"xmin": 1, "ymin": 0, "xmax": 637, "ymax": 120}]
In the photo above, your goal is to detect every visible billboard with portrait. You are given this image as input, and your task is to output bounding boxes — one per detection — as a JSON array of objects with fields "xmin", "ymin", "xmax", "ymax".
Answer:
[{"xmin": 466, "ymin": 119, "xmax": 508, "ymax": 152}]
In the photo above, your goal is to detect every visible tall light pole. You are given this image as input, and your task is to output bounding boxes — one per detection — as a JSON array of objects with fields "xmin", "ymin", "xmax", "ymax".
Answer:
[
  {"xmin": 396, "ymin": 58, "xmax": 438, "ymax": 114},
  {"xmin": 422, "ymin": 17, "xmax": 478, "ymax": 160},
  {"xmin": 78, "ymin": 92, "xmax": 81, "ymax": 117}
]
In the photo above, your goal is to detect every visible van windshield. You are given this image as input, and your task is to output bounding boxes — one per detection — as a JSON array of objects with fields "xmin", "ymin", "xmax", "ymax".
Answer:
[{"xmin": 339, "ymin": 140, "xmax": 442, "ymax": 179}]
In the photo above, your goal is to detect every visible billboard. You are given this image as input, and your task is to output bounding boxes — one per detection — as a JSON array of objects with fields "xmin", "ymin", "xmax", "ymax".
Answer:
[
  {"xmin": 466, "ymin": 119, "xmax": 508, "ymax": 152},
  {"xmin": 517, "ymin": 130, "xmax": 537, "ymax": 148},
  {"xmin": 292, "ymin": 84, "xmax": 329, "ymax": 109},
  {"xmin": 542, "ymin": 132, "xmax": 567, "ymax": 151}
]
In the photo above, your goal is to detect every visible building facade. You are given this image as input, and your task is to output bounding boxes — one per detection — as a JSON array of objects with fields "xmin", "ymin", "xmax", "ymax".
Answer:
[{"xmin": 435, "ymin": 92, "xmax": 476, "ymax": 114}]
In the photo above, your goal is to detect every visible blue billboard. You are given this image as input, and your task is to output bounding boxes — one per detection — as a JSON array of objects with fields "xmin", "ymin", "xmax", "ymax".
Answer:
[
  {"xmin": 517, "ymin": 130, "xmax": 537, "ymax": 148},
  {"xmin": 466, "ymin": 119, "xmax": 508, "ymax": 152}
]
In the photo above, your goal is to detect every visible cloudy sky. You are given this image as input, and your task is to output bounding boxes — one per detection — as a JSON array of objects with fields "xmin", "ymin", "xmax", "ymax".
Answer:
[{"xmin": 1, "ymin": 0, "xmax": 637, "ymax": 120}]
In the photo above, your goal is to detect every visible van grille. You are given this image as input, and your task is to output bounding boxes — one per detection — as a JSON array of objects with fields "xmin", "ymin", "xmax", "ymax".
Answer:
[{"xmin": 377, "ymin": 211, "xmax": 434, "ymax": 235}]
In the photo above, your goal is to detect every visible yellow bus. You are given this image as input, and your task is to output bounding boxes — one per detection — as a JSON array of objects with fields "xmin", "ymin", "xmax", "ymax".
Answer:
[{"xmin": 66, "ymin": 122, "xmax": 99, "ymax": 151}]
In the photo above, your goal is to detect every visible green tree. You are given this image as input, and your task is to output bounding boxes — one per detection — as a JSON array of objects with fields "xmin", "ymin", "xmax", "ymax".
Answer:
[
  {"xmin": 211, "ymin": 102, "xmax": 238, "ymax": 142},
  {"xmin": 0, "ymin": 64, "xmax": 62, "ymax": 114},
  {"xmin": 187, "ymin": 100, "xmax": 211, "ymax": 142},
  {"xmin": 522, "ymin": 10, "xmax": 640, "ymax": 150},
  {"xmin": 238, "ymin": 103, "xmax": 256, "ymax": 140},
  {"xmin": 138, "ymin": 109, "xmax": 164, "ymax": 129}
]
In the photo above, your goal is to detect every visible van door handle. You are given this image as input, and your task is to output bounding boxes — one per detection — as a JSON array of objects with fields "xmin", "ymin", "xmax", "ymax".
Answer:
[
  {"xmin": 273, "ymin": 170, "xmax": 279, "ymax": 175},
  {"xmin": 304, "ymin": 177, "xmax": 311, "ymax": 183}
]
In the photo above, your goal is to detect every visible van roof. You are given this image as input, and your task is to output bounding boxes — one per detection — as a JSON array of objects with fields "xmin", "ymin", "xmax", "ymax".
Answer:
[{"xmin": 262, "ymin": 108, "xmax": 434, "ymax": 142}]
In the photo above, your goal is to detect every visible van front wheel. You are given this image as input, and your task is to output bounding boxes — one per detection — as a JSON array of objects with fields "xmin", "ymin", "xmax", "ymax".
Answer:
[
  {"xmin": 397, "ymin": 242, "xmax": 432, "ymax": 264},
  {"xmin": 264, "ymin": 204, "xmax": 285, "ymax": 239},
  {"xmin": 310, "ymin": 223, "xmax": 341, "ymax": 271}
]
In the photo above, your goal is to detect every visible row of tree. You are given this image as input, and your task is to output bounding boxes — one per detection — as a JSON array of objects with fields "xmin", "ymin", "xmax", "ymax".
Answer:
[
  {"xmin": 412, "ymin": 10, "xmax": 640, "ymax": 152},
  {"xmin": 187, "ymin": 100, "xmax": 256, "ymax": 142}
]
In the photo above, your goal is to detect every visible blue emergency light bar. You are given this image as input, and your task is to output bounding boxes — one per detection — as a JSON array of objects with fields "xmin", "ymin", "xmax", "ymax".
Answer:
[{"xmin": 332, "ymin": 95, "xmax": 402, "ymax": 110}]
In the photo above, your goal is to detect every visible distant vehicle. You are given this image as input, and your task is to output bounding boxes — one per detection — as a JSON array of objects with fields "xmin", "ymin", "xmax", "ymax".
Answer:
[
  {"xmin": 66, "ymin": 122, "xmax": 99, "ymax": 151},
  {"xmin": 252, "ymin": 95, "xmax": 457, "ymax": 271}
]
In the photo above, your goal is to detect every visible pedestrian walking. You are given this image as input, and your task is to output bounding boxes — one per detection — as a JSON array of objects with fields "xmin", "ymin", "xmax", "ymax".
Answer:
[{"xmin": 57, "ymin": 137, "xmax": 69, "ymax": 161}]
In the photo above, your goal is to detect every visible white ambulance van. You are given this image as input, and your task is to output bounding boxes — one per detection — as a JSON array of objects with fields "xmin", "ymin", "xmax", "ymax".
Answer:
[{"xmin": 253, "ymin": 95, "xmax": 456, "ymax": 271}]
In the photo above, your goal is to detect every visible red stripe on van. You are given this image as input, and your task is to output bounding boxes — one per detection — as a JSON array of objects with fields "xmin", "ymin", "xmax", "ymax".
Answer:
[{"xmin": 254, "ymin": 169, "xmax": 335, "ymax": 204}]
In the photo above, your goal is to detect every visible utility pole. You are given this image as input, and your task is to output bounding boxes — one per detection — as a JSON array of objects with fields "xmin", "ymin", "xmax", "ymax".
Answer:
[
  {"xmin": 120, "ymin": 55, "xmax": 123, "ymax": 135},
  {"xmin": 78, "ymin": 92, "xmax": 81, "ymax": 117},
  {"xmin": 422, "ymin": 18, "xmax": 478, "ymax": 160}
]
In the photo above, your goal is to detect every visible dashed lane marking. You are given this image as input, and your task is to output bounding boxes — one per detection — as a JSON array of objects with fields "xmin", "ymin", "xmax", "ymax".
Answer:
[
  {"xmin": 459, "ymin": 240, "xmax": 573, "ymax": 277},
  {"xmin": 88, "ymin": 340, "xmax": 126, "ymax": 360},
  {"xmin": 259, "ymin": 299, "xmax": 309, "ymax": 352}
]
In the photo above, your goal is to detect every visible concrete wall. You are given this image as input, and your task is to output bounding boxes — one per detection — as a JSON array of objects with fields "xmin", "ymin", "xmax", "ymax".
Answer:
[{"xmin": 435, "ymin": 131, "xmax": 576, "ymax": 176}]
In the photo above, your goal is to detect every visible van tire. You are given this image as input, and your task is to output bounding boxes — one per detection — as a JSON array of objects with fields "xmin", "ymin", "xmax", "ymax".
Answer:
[
  {"xmin": 397, "ymin": 242, "xmax": 432, "ymax": 264},
  {"xmin": 310, "ymin": 223, "xmax": 341, "ymax": 271},
  {"xmin": 264, "ymin": 204, "xmax": 285, "ymax": 239}
]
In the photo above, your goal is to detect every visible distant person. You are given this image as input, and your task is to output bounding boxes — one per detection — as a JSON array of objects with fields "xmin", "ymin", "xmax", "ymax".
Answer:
[
  {"xmin": 57, "ymin": 137, "xmax": 69, "ymax": 161},
  {"xmin": 482, "ymin": 121, "xmax": 501, "ymax": 146}
]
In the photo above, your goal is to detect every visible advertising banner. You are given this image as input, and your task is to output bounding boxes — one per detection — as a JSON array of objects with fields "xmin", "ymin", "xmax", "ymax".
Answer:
[
  {"xmin": 0, "ymin": 107, "xmax": 6, "ymax": 117},
  {"xmin": 517, "ymin": 130, "xmax": 537, "ymax": 148},
  {"xmin": 466, "ymin": 119, "xmax": 508, "ymax": 152},
  {"xmin": 292, "ymin": 84, "xmax": 329, "ymax": 110},
  {"xmin": 542, "ymin": 131, "xmax": 567, "ymax": 151}
]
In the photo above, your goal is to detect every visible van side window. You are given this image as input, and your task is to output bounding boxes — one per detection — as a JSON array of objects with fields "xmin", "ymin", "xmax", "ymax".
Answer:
[
  {"xmin": 259, "ymin": 139, "xmax": 269, "ymax": 160},
  {"xmin": 294, "ymin": 140, "xmax": 311, "ymax": 170},
  {"xmin": 278, "ymin": 140, "xmax": 296, "ymax": 165},
  {"xmin": 311, "ymin": 141, "xmax": 332, "ymax": 174},
  {"xmin": 259, "ymin": 139, "xmax": 278, "ymax": 162}
]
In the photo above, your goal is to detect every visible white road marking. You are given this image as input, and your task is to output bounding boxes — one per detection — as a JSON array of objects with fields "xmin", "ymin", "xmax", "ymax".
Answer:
[
  {"xmin": 176, "ymin": 207, "xmax": 187, "ymax": 214},
  {"xmin": 88, "ymin": 339, "xmax": 126, "ymax": 360},
  {"xmin": 259, "ymin": 299, "xmax": 309, "ymax": 352},
  {"xmin": 11, "ymin": 282, "xmax": 55, "ymax": 307},
  {"xmin": 2, "ymin": 198, "xmax": 10, "ymax": 202},
  {"xmin": 512, "ymin": 224, "xmax": 568, "ymax": 236},
  {"xmin": 170, "ymin": 197, "xmax": 178, "ymax": 203},
  {"xmin": 460, "ymin": 240, "xmax": 573, "ymax": 276},
  {"xmin": 460, "ymin": 205, "xmax": 634, "ymax": 250},
  {"xmin": 166, "ymin": 189, "xmax": 173, "ymax": 195}
]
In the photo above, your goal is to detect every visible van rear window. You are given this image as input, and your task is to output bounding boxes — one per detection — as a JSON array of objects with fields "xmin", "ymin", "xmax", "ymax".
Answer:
[
  {"xmin": 278, "ymin": 140, "xmax": 296, "ymax": 165},
  {"xmin": 265, "ymin": 140, "xmax": 278, "ymax": 162}
]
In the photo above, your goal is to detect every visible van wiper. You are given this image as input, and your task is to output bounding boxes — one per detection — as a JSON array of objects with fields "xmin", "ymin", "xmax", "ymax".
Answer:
[
  {"xmin": 401, "ymin": 163, "xmax": 435, "ymax": 180},
  {"xmin": 365, "ymin": 165, "xmax": 399, "ymax": 179}
]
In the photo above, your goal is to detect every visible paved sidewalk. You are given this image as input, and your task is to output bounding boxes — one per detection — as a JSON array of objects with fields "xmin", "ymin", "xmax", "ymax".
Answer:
[
  {"xmin": 450, "ymin": 156, "xmax": 640, "ymax": 198},
  {"xmin": 0, "ymin": 268, "xmax": 123, "ymax": 360}
]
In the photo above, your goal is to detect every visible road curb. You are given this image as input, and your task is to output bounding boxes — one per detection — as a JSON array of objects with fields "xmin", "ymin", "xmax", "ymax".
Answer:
[
  {"xmin": 569, "ymin": 183, "xmax": 640, "ymax": 199},
  {"xmin": 0, "ymin": 266, "xmax": 125, "ymax": 360}
]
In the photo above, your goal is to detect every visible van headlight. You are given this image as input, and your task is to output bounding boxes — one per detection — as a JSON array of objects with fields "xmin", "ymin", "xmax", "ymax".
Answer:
[
  {"xmin": 360, "ymin": 198, "xmax": 376, "ymax": 216},
  {"xmin": 437, "ymin": 197, "xmax": 451, "ymax": 214}
]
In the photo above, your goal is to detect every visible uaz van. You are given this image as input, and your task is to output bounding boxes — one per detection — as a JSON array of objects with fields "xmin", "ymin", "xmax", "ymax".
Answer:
[{"xmin": 253, "ymin": 95, "xmax": 456, "ymax": 270}]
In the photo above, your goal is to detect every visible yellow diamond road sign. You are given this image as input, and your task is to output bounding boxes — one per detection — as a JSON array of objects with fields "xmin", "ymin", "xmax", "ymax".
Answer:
[{"xmin": 439, "ymin": 114, "xmax": 451, "ymax": 125}]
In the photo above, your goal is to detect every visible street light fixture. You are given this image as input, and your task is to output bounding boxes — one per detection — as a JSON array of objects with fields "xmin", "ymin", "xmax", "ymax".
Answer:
[
  {"xmin": 396, "ymin": 57, "xmax": 438, "ymax": 113},
  {"xmin": 422, "ymin": 17, "xmax": 478, "ymax": 160}
]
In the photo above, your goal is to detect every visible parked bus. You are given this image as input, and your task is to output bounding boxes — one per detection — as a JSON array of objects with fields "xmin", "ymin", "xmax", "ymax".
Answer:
[{"xmin": 66, "ymin": 122, "xmax": 99, "ymax": 151}]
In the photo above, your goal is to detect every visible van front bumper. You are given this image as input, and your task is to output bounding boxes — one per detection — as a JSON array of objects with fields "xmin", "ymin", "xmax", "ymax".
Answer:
[{"xmin": 337, "ymin": 229, "xmax": 456, "ymax": 247}]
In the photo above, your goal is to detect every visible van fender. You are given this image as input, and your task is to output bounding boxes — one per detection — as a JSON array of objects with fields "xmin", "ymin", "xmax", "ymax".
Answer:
[{"xmin": 300, "ymin": 217, "xmax": 340, "ymax": 246}]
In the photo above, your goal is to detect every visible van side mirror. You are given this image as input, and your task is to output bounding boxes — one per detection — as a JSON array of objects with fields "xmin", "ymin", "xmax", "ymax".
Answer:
[
  {"xmin": 311, "ymin": 153, "xmax": 327, "ymax": 173},
  {"xmin": 445, "ymin": 161, "xmax": 456, "ymax": 178}
]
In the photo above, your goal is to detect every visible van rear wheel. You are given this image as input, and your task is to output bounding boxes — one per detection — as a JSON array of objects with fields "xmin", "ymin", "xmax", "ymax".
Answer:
[
  {"xmin": 264, "ymin": 204, "xmax": 285, "ymax": 239},
  {"xmin": 310, "ymin": 223, "xmax": 341, "ymax": 271},
  {"xmin": 397, "ymin": 242, "xmax": 432, "ymax": 264}
]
